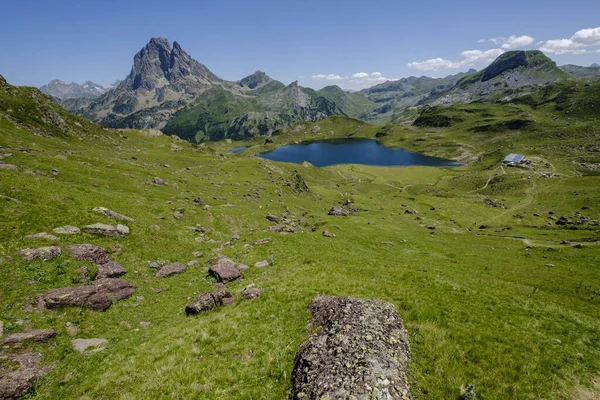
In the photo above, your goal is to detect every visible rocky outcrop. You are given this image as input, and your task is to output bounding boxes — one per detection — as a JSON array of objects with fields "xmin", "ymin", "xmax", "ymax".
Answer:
[
  {"xmin": 208, "ymin": 262, "xmax": 241, "ymax": 283},
  {"xmin": 82, "ymin": 223, "xmax": 129, "ymax": 237},
  {"xmin": 41, "ymin": 278, "xmax": 136, "ymax": 311},
  {"xmin": 97, "ymin": 261, "xmax": 127, "ymax": 279},
  {"xmin": 1, "ymin": 329, "xmax": 56, "ymax": 345},
  {"xmin": 155, "ymin": 263, "xmax": 186, "ymax": 278},
  {"xmin": 0, "ymin": 352, "xmax": 54, "ymax": 400},
  {"xmin": 185, "ymin": 284, "xmax": 233, "ymax": 315},
  {"xmin": 290, "ymin": 295, "xmax": 411, "ymax": 399},
  {"xmin": 68, "ymin": 244, "xmax": 109, "ymax": 264},
  {"xmin": 92, "ymin": 206, "xmax": 135, "ymax": 222},
  {"xmin": 482, "ymin": 51, "xmax": 528, "ymax": 81}
]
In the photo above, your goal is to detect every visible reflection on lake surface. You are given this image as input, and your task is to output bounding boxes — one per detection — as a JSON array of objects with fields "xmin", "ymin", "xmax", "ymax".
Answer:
[{"xmin": 257, "ymin": 139, "xmax": 461, "ymax": 167}]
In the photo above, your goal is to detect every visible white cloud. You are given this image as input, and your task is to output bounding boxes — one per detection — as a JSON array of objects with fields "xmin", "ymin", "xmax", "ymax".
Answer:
[
  {"xmin": 408, "ymin": 48, "xmax": 504, "ymax": 71},
  {"xmin": 311, "ymin": 71, "xmax": 395, "ymax": 90},
  {"xmin": 479, "ymin": 37, "xmax": 505, "ymax": 45},
  {"xmin": 502, "ymin": 35, "xmax": 534, "ymax": 49},
  {"xmin": 460, "ymin": 49, "xmax": 505, "ymax": 64},
  {"xmin": 539, "ymin": 26, "xmax": 600, "ymax": 55},
  {"xmin": 311, "ymin": 74, "xmax": 343, "ymax": 80},
  {"xmin": 407, "ymin": 58, "xmax": 460, "ymax": 71}
]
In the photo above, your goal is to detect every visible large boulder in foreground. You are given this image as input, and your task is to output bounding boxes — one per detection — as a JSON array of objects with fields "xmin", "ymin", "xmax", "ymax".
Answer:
[
  {"xmin": 40, "ymin": 278, "xmax": 135, "ymax": 311},
  {"xmin": 0, "ymin": 352, "xmax": 53, "ymax": 400},
  {"xmin": 68, "ymin": 244, "xmax": 109, "ymax": 265},
  {"xmin": 208, "ymin": 262, "xmax": 241, "ymax": 283},
  {"xmin": 290, "ymin": 295, "xmax": 411, "ymax": 400}
]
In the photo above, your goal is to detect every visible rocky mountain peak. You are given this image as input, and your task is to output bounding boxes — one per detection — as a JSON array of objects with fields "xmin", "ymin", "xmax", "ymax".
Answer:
[
  {"xmin": 127, "ymin": 37, "xmax": 220, "ymax": 91},
  {"xmin": 238, "ymin": 70, "xmax": 273, "ymax": 89}
]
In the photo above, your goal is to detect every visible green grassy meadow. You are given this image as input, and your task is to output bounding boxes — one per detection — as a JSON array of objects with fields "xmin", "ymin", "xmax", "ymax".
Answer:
[{"xmin": 1, "ymin": 81, "xmax": 599, "ymax": 399}]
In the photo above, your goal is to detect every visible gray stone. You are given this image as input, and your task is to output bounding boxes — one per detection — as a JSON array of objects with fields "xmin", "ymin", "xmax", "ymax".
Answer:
[
  {"xmin": 1, "ymin": 329, "xmax": 56, "ymax": 345},
  {"xmin": 328, "ymin": 206, "xmax": 349, "ymax": 216},
  {"xmin": 208, "ymin": 262, "xmax": 241, "ymax": 283},
  {"xmin": 254, "ymin": 260, "xmax": 270, "ymax": 268},
  {"xmin": 0, "ymin": 352, "xmax": 53, "ymax": 400},
  {"xmin": 41, "ymin": 278, "xmax": 136, "ymax": 311},
  {"xmin": 323, "ymin": 230, "xmax": 336, "ymax": 238},
  {"xmin": 24, "ymin": 232, "xmax": 59, "ymax": 241},
  {"xmin": 155, "ymin": 263, "xmax": 186, "ymax": 278},
  {"xmin": 185, "ymin": 284, "xmax": 233, "ymax": 315},
  {"xmin": 68, "ymin": 244, "xmax": 109, "ymax": 264},
  {"xmin": 92, "ymin": 207, "xmax": 135, "ymax": 222},
  {"xmin": 97, "ymin": 261, "xmax": 127, "ymax": 279},
  {"xmin": 0, "ymin": 163, "xmax": 18, "ymax": 171},
  {"xmin": 242, "ymin": 287, "xmax": 262, "ymax": 300},
  {"xmin": 18, "ymin": 246, "xmax": 61, "ymax": 261},
  {"xmin": 290, "ymin": 296, "xmax": 411, "ymax": 399},
  {"xmin": 82, "ymin": 223, "xmax": 129, "ymax": 237},
  {"xmin": 71, "ymin": 338, "xmax": 107, "ymax": 353},
  {"xmin": 53, "ymin": 225, "xmax": 80, "ymax": 235}
]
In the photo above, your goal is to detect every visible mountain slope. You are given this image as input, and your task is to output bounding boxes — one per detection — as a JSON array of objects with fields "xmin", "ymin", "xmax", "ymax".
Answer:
[
  {"xmin": 427, "ymin": 51, "xmax": 570, "ymax": 105},
  {"xmin": 559, "ymin": 64, "xmax": 600, "ymax": 79}
]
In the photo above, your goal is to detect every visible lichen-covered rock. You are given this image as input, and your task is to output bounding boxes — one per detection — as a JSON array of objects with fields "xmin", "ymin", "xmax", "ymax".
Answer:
[
  {"xmin": 53, "ymin": 225, "xmax": 80, "ymax": 235},
  {"xmin": 0, "ymin": 352, "xmax": 53, "ymax": 400},
  {"xmin": 208, "ymin": 262, "xmax": 241, "ymax": 283},
  {"xmin": 0, "ymin": 163, "xmax": 18, "ymax": 171},
  {"xmin": 82, "ymin": 223, "xmax": 129, "ymax": 237},
  {"xmin": 97, "ymin": 261, "xmax": 127, "ymax": 279},
  {"xmin": 185, "ymin": 284, "xmax": 233, "ymax": 315},
  {"xmin": 290, "ymin": 295, "xmax": 411, "ymax": 399},
  {"xmin": 1, "ymin": 329, "xmax": 56, "ymax": 345},
  {"xmin": 68, "ymin": 244, "xmax": 109, "ymax": 265},
  {"xmin": 41, "ymin": 278, "xmax": 136, "ymax": 311},
  {"xmin": 242, "ymin": 287, "xmax": 262, "ymax": 300},
  {"xmin": 18, "ymin": 246, "xmax": 61, "ymax": 261},
  {"xmin": 328, "ymin": 206, "xmax": 350, "ymax": 216},
  {"xmin": 155, "ymin": 263, "xmax": 186, "ymax": 278},
  {"xmin": 92, "ymin": 207, "xmax": 135, "ymax": 222},
  {"xmin": 24, "ymin": 232, "xmax": 59, "ymax": 241}
]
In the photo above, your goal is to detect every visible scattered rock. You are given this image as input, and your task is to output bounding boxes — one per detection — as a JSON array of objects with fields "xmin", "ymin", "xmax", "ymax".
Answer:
[
  {"xmin": 479, "ymin": 225, "xmax": 492, "ymax": 229},
  {"xmin": 155, "ymin": 263, "xmax": 187, "ymax": 278},
  {"xmin": 68, "ymin": 244, "xmax": 109, "ymax": 264},
  {"xmin": 265, "ymin": 214, "xmax": 280, "ymax": 223},
  {"xmin": 404, "ymin": 209, "xmax": 418, "ymax": 214},
  {"xmin": 185, "ymin": 284, "xmax": 233, "ymax": 315},
  {"xmin": 192, "ymin": 251, "xmax": 204, "ymax": 258},
  {"xmin": 92, "ymin": 207, "xmax": 135, "ymax": 222},
  {"xmin": 254, "ymin": 260, "xmax": 270, "ymax": 268},
  {"xmin": 427, "ymin": 226, "xmax": 436, "ymax": 230},
  {"xmin": 381, "ymin": 240, "xmax": 393, "ymax": 245},
  {"xmin": 323, "ymin": 230, "xmax": 336, "ymax": 238},
  {"xmin": 187, "ymin": 260, "xmax": 198, "ymax": 267},
  {"xmin": 0, "ymin": 163, "xmax": 18, "ymax": 171},
  {"xmin": 573, "ymin": 243, "xmax": 584, "ymax": 249},
  {"xmin": 140, "ymin": 321, "xmax": 151, "ymax": 327},
  {"xmin": 556, "ymin": 216, "xmax": 571, "ymax": 225},
  {"xmin": 65, "ymin": 322, "xmax": 78, "ymax": 336},
  {"xmin": 236, "ymin": 263, "xmax": 249, "ymax": 271},
  {"xmin": 71, "ymin": 338, "xmax": 107, "ymax": 354},
  {"xmin": 97, "ymin": 261, "xmax": 127, "ymax": 279},
  {"xmin": 192, "ymin": 196, "xmax": 204, "ymax": 206},
  {"xmin": 242, "ymin": 287, "xmax": 262, "ymax": 300},
  {"xmin": 173, "ymin": 212, "xmax": 184, "ymax": 220},
  {"xmin": 41, "ymin": 278, "xmax": 136, "ymax": 311},
  {"xmin": 149, "ymin": 224, "xmax": 161, "ymax": 230},
  {"xmin": 50, "ymin": 169, "xmax": 59, "ymax": 176},
  {"xmin": 153, "ymin": 177, "xmax": 167, "ymax": 185},
  {"xmin": 269, "ymin": 225, "xmax": 284, "ymax": 232},
  {"xmin": 24, "ymin": 232, "xmax": 59, "ymax": 241},
  {"xmin": 208, "ymin": 262, "xmax": 241, "ymax": 283},
  {"xmin": 0, "ymin": 352, "xmax": 53, "ymax": 400},
  {"xmin": 328, "ymin": 206, "xmax": 350, "ymax": 216},
  {"xmin": 290, "ymin": 295, "xmax": 411, "ymax": 400},
  {"xmin": 53, "ymin": 225, "xmax": 80, "ymax": 235},
  {"xmin": 18, "ymin": 246, "xmax": 61, "ymax": 261},
  {"xmin": 82, "ymin": 223, "xmax": 129, "ymax": 237},
  {"xmin": 251, "ymin": 238, "xmax": 271, "ymax": 246},
  {"xmin": 1, "ymin": 329, "xmax": 56, "ymax": 345},
  {"xmin": 231, "ymin": 234, "xmax": 240, "ymax": 241}
]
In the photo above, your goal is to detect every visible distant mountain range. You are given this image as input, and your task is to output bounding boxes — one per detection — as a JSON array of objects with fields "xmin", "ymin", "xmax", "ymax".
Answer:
[
  {"xmin": 39, "ymin": 79, "xmax": 121, "ymax": 100},
  {"xmin": 40, "ymin": 37, "xmax": 599, "ymax": 142}
]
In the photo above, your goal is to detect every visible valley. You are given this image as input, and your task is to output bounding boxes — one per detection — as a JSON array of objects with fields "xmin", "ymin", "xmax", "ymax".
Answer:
[{"xmin": 1, "ymin": 71, "xmax": 599, "ymax": 398}]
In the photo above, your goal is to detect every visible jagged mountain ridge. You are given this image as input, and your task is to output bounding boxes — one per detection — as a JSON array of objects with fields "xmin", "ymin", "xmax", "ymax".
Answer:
[
  {"xmin": 69, "ymin": 39, "xmax": 583, "ymax": 141},
  {"xmin": 559, "ymin": 64, "xmax": 600, "ymax": 79},
  {"xmin": 39, "ymin": 80, "xmax": 120, "ymax": 100}
]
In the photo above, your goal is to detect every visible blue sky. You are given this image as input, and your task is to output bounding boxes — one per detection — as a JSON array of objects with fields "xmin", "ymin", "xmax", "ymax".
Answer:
[{"xmin": 1, "ymin": 0, "xmax": 599, "ymax": 90}]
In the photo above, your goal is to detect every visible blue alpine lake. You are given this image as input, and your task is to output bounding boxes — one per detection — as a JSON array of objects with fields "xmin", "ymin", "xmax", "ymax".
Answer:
[{"xmin": 257, "ymin": 138, "xmax": 461, "ymax": 167}]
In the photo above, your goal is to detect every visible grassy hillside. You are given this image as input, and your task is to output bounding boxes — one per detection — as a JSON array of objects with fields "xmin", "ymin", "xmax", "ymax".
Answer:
[{"xmin": 1, "ymin": 76, "xmax": 599, "ymax": 399}]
